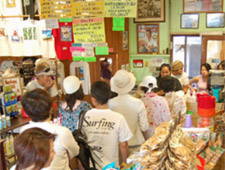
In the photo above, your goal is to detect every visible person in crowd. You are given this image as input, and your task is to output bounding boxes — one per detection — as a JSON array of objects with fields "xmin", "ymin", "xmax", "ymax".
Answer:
[
  {"xmin": 10, "ymin": 128, "xmax": 56, "ymax": 170},
  {"xmin": 217, "ymin": 60, "xmax": 225, "ymax": 70},
  {"xmin": 82, "ymin": 81, "xmax": 132, "ymax": 169},
  {"xmin": 139, "ymin": 76, "xmax": 171, "ymax": 138},
  {"xmin": 156, "ymin": 63, "xmax": 183, "ymax": 95},
  {"xmin": 109, "ymin": 70, "xmax": 149, "ymax": 154},
  {"xmin": 59, "ymin": 75, "xmax": 91, "ymax": 132},
  {"xmin": 26, "ymin": 61, "xmax": 58, "ymax": 98},
  {"xmin": 189, "ymin": 63, "xmax": 211, "ymax": 93},
  {"xmin": 100, "ymin": 58, "xmax": 112, "ymax": 80},
  {"xmin": 159, "ymin": 76, "xmax": 187, "ymax": 118},
  {"xmin": 20, "ymin": 89, "xmax": 79, "ymax": 170},
  {"xmin": 171, "ymin": 60, "xmax": 189, "ymax": 94}
]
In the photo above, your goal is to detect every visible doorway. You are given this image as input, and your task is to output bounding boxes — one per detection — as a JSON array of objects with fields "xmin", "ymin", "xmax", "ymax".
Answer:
[{"xmin": 172, "ymin": 35, "xmax": 202, "ymax": 79}]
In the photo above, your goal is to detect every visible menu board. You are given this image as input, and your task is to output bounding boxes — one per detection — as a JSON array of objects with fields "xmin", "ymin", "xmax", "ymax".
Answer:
[
  {"xmin": 72, "ymin": 0, "xmax": 104, "ymax": 18},
  {"xmin": 104, "ymin": 0, "xmax": 137, "ymax": 17},
  {"xmin": 40, "ymin": 0, "xmax": 72, "ymax": 19},
  {"xmin": 73, "ymin": 18, "xmax": 105, "ymax": 43}
]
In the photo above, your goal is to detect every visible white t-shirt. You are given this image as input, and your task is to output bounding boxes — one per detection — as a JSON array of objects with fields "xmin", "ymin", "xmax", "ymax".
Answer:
[
  {"xmin": 20, "ymin": 121, "xmax": 79, "ymax": 170},
  {"xmin": 172, "ymin": 72, "xmax": 189, "ymax": 86},
  {"xmin": 70, "ymin": 61, "xmax": 91, "ymax": 95},
  {"xmin": 26, "ymin": 79, "xmax": 58, "ymax": 97},
  {"xmin": 82, "ymin": 108, "xmax": 132, "ymax": 169},
  {"xmin": 109, "ymin": 94, "xmax": 149, "ymax": 146}
]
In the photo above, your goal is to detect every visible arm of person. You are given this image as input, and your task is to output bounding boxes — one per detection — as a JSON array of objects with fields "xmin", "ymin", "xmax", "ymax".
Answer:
[
  {"xmin": 189, "ymin": 76, "xmax": 200, "ymax": 91},
  {"xmin": 183, "ymin": 85, "xmax": 189, "ymax": 94},
  {"xmin": 138, "ymin": 101, "xmax": 149, "ymax": 138},
  {"xmin": 119, "ymin": 141, "xmax": 129, "ymax": 165}
]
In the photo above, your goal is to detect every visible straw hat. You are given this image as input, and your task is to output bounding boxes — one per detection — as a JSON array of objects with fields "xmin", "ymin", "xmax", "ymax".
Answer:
[
  {"xmin": 35, "ymin": 62, "xmax": 54, "ymax": 76},
  {"xmin": 171, "ymin": 60, "xmax": 183, "ymax": 71},
  {"xmin": 110, "ymin": 70, "xmax": 136, "ymax": 95}
]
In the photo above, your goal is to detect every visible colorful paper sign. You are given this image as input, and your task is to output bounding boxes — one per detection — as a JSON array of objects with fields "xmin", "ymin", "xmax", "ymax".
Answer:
[
  {"xmin": 71, "ymin": 0, "xmax": 104, "ymax": 18},
  {"xmin": 73, "ymin": 18, "xmax": 105, "ymax": 43},
  {"xmin": 40, "ymin": 0, "xmax": 72, "ymax": 19},
  {"xmin": 95, "ymin": 46, "xmax": 109, "ymax": 55},
  {"xmin": 104, "ymin": 0, "xmax": 137, "ymax": 17},
  {"xmin": 73, "ymin": 56, "xmax": 84, "ymax": 61},
  {"xmin": 113, "ymin": 18, "xmax": 125, "ymax": 31},
  {"xmin": 84, "ymin": 57, "xmax": 96, "ymax": 62}
]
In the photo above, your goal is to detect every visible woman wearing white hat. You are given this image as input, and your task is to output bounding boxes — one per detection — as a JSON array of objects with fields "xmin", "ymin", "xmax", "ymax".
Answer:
[
  {"xmin": 109, "ymin": 70, "xmax": 149, "ymax": 154},
  {"xmin": 139, "ymin": 76, "xmax": 171, "ymax": 138},
  {"xmin": 59, "ymin": 76, "xmax": 92, "ymax": 132}
]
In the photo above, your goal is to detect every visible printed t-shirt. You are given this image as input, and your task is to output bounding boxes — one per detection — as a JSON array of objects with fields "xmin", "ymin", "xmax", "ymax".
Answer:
[
  {"xmin": 82, "ymin": 108, "xmax": 132, "ymax": 169},
  {"xmin": 52, "ymin": 21, "xmax": 73, "ymax": 60}
]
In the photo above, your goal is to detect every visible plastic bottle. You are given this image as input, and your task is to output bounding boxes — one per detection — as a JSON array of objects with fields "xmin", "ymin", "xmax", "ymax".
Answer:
[
  {"xmin": 6, "ymin": 116, "xmax": 11, "ymax": 127},
  {"xmin": 2, "ymin": 115, "xmax": 6, "ymax": 128},
  {"xmin": 0, "ymin": 116, "xmax": 3, "ymax": 130}
]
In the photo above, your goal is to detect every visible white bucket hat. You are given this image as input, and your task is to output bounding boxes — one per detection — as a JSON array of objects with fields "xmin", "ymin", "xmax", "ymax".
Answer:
[
  {"xmin": 110, "ymin": 70, "xmax": 136, "ymax": 95},
  {"xmin": 63, "ymin": 76, "xmax": 81, "ymax": 94},
  {"xmin": 35, "ymin": 62, "xmax": 54, "ymax": 76},
  {"xmin": 139, "ymin": 76, "xmax": 157, "ymax": 93}
]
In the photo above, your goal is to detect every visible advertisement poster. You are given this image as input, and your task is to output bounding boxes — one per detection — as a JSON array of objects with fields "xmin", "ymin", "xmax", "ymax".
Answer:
[
  {"xmin": 104, "ymin": 0, "xmax": 137, "ymax": 17},
  {"xmin": 71, "ymin": 0, "xmax": 104, "ymax": 18},
  {"xmin": 73, "ymin": 18, "xmax": 105, "ymax": 43}
]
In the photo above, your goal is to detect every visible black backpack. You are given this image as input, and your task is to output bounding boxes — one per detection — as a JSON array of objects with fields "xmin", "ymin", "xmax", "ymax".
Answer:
[{"xmin": 72, "ymin": 110, "xmax": 97, "ymax": 170}]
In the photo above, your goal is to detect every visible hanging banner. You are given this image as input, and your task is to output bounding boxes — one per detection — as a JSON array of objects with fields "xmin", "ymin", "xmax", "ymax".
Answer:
[
  {"xmin": 73, "ymin": 18, "xmax": 105, "ymax": 43},
  {"xmin": 40, "ymin": 0, "xmax": 72, "ymax": 19},
  {"xmin": 71, "ymin": 0, "xmax": 104, "ymax": 18},
  {"xmin": 104, "ymin": 0, "xmax": 137, "ymax": 17}
]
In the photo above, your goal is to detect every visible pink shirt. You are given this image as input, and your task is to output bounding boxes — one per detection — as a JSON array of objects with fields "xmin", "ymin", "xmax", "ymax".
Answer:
[
  {"xmin": 141, "ymin": 93, "xmax": 171, "ymax": 137},
  {"xmin": 198, "ymin": 75, "xmax": 208, "ymax": 93}
]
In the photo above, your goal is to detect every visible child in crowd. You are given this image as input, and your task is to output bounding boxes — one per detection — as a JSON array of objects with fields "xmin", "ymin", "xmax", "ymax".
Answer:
[
  {"xmin": 159, "ymin": 76, "xmax": 187, "ymax": 118},
  {"xmin": 59, "ymin": 75, "xmax": 91, "ymax": 132},
  {"xmin": 109, "ymin": 70, "xmax": 149, "ymax": 154},
  {"xmin": 82, "ymin": 81, "xmax": 132, "ymax": 169},
  {"xmin": 11, "ymin": 128, "xmax": 56, "ymax": 170},
  {"xmin": 139, "ymin": 76, "xmax": 171, "ymax": 138}
]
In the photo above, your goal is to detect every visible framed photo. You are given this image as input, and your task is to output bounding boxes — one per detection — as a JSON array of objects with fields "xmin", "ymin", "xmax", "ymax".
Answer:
[
  {"xmin": 206, "ymin": 13, "xmax": 225, "ymax": 28},
  {"xmin": 181, "ymin": 14, "xmax": 199, "ymax": 29},
  {"xmin": 135, "ymin": 0, "xmax": 165, "ymax": 22},
  {"xmin": 183, "ymin": 0, "xmax": 223, "ymax": 13},
  {"xmin": 123, "ymin": 31, "xmax": 128, "ymax": 50},
  {"xmin": 137, "ymin": 24, "xmax": 159, "ymax": 54},
  {"xmin": 133, "ymin": 59, "xmax": 143, "ymax": 68}
]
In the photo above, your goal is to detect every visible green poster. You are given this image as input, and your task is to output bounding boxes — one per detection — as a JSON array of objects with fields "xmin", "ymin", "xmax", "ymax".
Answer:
[{"xmin": 95, "ymin": 46, "xmax": 109, "ymax": 55}]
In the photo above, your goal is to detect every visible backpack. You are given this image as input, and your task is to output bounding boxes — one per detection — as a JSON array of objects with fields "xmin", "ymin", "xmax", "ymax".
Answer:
[{"xmin": 72, "ymin": 110, "xmax": 97, "ymax": 170}]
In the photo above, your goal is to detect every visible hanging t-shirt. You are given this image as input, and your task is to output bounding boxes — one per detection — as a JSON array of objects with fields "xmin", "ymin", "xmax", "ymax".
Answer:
[
  {"xmin": 70, "ymin": 61, "xmax": 91, "ymax": 95},
  {"xmin": 52, "ymin": 21, "xmax": 73, "ymax": 60},
  {"xmin": 0, "ymin": 21, "xmax": 10, "ymax": 56},
  {"xmin": 0, "ymin": 0, "xmax": 23, "ymax": 21}
]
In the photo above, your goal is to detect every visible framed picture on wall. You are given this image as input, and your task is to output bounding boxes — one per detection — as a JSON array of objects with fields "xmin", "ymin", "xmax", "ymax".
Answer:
[
  {"xmin": 135, "ymin": 0, "xmax": 165, "ymax": 22},
  {"xmin": 181, "ymin": 14, "xmax": 199, "ymax": 29},
  {"xmin": 137, "ymin": 24, "xmax": 159, "ymax": 54},
  {"xmin": 206, "ymin": 13, "xmax": 225, "ymax": 28},
  {"xmin": 183, "ymin": 0, "xmax": 223, "ymax": 13}
]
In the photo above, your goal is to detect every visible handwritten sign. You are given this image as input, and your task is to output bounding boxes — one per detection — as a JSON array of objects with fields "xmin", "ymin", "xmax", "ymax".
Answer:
[
  {"xmin": 40, "ymin": 0, "xmax": 72, "ymax": 19},
  {"xmin": 2, "ymin": 76, "xmax": 23, "ymax": 96},
  {"xmin": 73, "ymin": 18, "xmax": 105, "ymax": 43},
  {"xmin": 72, "ymin": 0, "xmax": 104, "ymax": 18},
  {"xmin": 113, "ymin": 18, "xmax": 125, "ymax": 31},
  {"xmin": 104, "ymin": 0, "xmax": 137, "ymax": 17}
]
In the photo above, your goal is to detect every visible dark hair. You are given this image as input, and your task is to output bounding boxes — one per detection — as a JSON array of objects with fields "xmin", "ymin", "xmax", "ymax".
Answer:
[
  {"xmin": 65, "ymin": 86, "xmax": 84, "ymax": 111},
  {"xmin": 217, "ymin": 60, "xmax": 225, "ymax": 70},
  {"xmin": 21, "ymin": 89, "xmax": 52, "ymax": 122},
  {"xmin": 201, "ymin": 63, "xmax": 211, "ymax": 72},
  {"xmin": 91, "ymin": 81, "xmax": 111, "ymax": 105},
  {"xmin": 158, "ymin": 63, "xmax": 171, "ymax": 78},
  {"xmin": 14, "ymin": 128, "xmax": 56, "ymax": 170},
  {"xmin": 159, "ymin": 76, "xmax": 176, "ymax": 93},
  {"xmin": 146, "ymin": 29, "xmax": 152, "ymax": 34}
]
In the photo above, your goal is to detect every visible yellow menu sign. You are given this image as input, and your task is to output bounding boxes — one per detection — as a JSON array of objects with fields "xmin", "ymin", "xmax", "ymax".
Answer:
[
  {"xmin": 104, "ymin": 0, "xmax": 137, "ymax": 17},
  {"xmin": 40, "ymin": 0, "xmax": 72, "ymax": 19},
  {"xmin": 72, "ymin": 0, "xmax": 104, "ymax": 18},
  {"xmin": 73, "ymin": 18, "xmax": 105, "ymax": 43}
]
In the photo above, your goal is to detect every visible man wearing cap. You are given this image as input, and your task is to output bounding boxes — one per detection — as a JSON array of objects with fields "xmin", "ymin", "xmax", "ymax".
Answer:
[
  {"xmin": 171, "ymin": 60, "xmax": 189, "ymax": 94},
  {"xmin": 26, "ymin": 62, "xmax": 58, "ymax": 98},
  {"xmin": 109, "ymin": 70, "xmax": 149, "ymax": 154}
]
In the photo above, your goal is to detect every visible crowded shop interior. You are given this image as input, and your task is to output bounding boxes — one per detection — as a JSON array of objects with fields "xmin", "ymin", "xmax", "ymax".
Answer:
[{"xmin": 0, "ymin": 0, "xmax": 225, "ymax": 170}]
